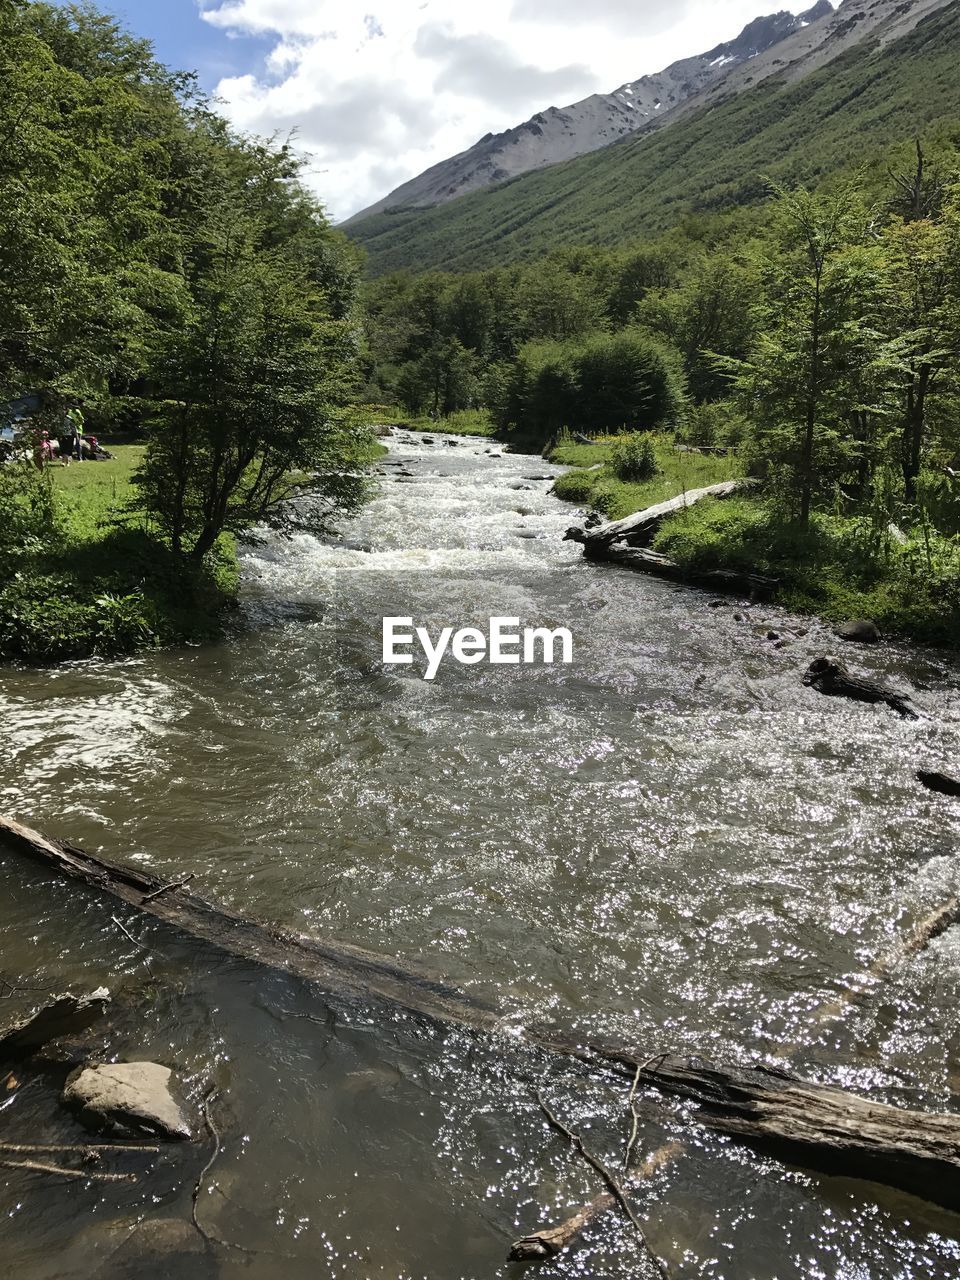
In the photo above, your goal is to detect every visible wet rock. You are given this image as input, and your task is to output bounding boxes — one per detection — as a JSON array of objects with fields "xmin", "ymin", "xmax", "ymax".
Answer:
[
  {"xmin": 774, "ymin": 640, "xmax": 790, "ymax": 650},
  {"xmin": 918, "ymin": 771, "xmax": 960, "ymax": 799},
  {"xmin": 522, "ymin": 474, "xmax": 553, "ymax": 481},
  {"xmin": 835, "ymin": 619, "xmax": 881, "ymax": 644},
  {"xmin": 707, "ymin": 599, "xmax": 726, "ymax": 609},
  {"xmin": 733, "ymin": 613, "xmax": 746, "ymax": 622},
  {"xmin": 420, "ymin": 436, "xmax": 434, "ymax": 444},
  {"xmin": 444, "ymin": 439, "xmax": 458, "ymax": 446},
  {"xmin": 63, "ymin": 1062, "xmax": 194, "ymax": 1140},
  {"xmin": 0, "ymin": 989, "xmax": 110, "ymax": 1058},
  {"xmin": 584, "ymin": 512, "xmax": 604, "ymax": 529},
  {"xmin": 563, "ymin": 526, "xmax": 587, "ymax": 543},
  {"xmin": 766, "ymin": 630, "xmax": 781, "ymax": 642}
]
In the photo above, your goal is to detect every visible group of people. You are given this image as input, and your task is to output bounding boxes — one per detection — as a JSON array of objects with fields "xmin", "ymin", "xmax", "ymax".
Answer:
[{"xmin": 34, "ymin": 408, "xmax": 107, "ymax": 469}]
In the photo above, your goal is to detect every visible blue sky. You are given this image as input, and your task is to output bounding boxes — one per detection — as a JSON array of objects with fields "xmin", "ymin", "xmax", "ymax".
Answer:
[{"xmin": 94, "ymin": 0, "xmax": 272, "ymax": 89}]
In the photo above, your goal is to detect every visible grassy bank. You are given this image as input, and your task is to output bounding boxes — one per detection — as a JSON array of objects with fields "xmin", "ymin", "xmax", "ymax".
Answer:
[
  {"xmin": 548, "ymin": 435, "xmax": 960, "ymax": 646},
  {"xmin": 0, "ymin": 446, "xmax": 237, "ymax": 664},
  {"xmin": 360, "ymin": 405, "xmax": 496, "ymax": 438},
  {"xmin": 653, "ymin": 498, "xmax": 960, "ymax": 648},
  {"xmin": 548, "ymin": 434, "xmax": 740, "ymax": 522}
]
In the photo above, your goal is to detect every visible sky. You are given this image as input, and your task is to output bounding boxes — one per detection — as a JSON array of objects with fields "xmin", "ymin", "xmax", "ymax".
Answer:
[{"xmin": 100, "ymin": 0, "xmax": 816, "ymax": 222}]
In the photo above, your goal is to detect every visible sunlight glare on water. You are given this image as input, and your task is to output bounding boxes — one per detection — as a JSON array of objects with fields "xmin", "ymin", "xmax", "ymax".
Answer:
[{"xmin": 1, "ymin": 431, "xmax": 960, "ymax": 1277}]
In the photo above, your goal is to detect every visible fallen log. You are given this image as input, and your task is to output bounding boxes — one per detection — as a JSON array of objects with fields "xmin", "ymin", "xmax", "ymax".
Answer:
[
  {"xmin": 4, "ymin": 816, "xmax": 960, "ymax": 1212},
  {"xmin": 593, "ymin": 546, "xmax": 778, "ymax": 601},
  {"xmin": 0, "ymin": 816, "xmax": 497, "ymax": 1032},
  {"xmin": 578, "ymin": 1049, "xmax": 960, "ymax": 1211},
  {"xmin": 918, "ymin": 770, "xmax": 960, "ymax": 799},
  {"xmin": 577, "ymin": 480, "xmax": 750, "ymax": 553},
  {"xmin": 803, "ymin": 658, "xmax": 918, "ymax": 719}
]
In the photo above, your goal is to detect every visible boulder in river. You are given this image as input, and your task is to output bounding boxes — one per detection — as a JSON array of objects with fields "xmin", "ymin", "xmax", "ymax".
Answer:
[
  {"xmin": 62, "ymin": 1061, "xmax": 194, "ymax": 1140},
  {"xmin": 0, "ymin": 989, "xmax": 110, "ymax": 1058},
  {"xmin": 835, "ymin": 619, "xmax": 881, "ymax": 644},
  {"xmin": 918, "ymin": 770, "xmax": 960, "ymax": 798}
]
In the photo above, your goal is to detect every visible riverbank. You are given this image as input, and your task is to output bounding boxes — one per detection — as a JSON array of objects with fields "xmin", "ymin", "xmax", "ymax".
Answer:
[
  {"xmin": 549, "ymin": 434, "xmax": 960, "ymax": 648},
  {"xmin": 0, "ymin": 446, "xmax": 237, "ymax": 664}
]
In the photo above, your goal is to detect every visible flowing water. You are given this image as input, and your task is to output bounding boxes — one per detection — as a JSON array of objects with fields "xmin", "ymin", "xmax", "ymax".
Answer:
[{"xmin": 1, "ymin": 431, "xmax": 960, "ymax": 1279}]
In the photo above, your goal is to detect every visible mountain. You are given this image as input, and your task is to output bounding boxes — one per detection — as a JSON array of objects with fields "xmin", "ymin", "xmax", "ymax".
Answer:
[
  {"xmin": 346, "ymin": 2, "xmax": 835, "ymax": 225},
  {"xmin": 348, "ymin": 0, "xmax": 960, "ymax": 275}
]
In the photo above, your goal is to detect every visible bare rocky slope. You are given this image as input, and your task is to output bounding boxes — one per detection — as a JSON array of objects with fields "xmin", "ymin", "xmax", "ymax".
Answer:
[{"xmin": 345, "ymin": 0, "xmax": 948, "ymax": 227}]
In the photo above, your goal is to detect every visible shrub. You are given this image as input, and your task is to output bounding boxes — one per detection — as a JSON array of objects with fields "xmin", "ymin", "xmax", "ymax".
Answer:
[
  {"xmin": 552, "ymin": 470, "xmax": 598, "ymax": 503},
  {"xmin": 611, "ymin": 432, "xmax": 660, "ymax": 482},
  {"xmin": 494, "ymin": 330, "xmax": 686, "ymax": 442}
]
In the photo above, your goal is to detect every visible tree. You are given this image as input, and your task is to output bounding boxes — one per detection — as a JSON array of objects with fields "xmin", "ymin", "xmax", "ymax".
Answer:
[
  {"xmin": 882, "ymin": 214, "xmax": 953, "ymax": 506},
  {"xmin": 134, "ymin": 131, "xmax": 370, "ymax": 561},
  {"xmin": 731, "ymin": 184, "xmax": 888, "ymax": 525},
  {"xmin": 634, "ymin": 252, "xmax": 758, "ymax": 402}
]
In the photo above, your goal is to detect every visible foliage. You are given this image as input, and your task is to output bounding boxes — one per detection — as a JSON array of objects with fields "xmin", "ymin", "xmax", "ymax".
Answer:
[
  {"xmin": 549, "ymin": 434, "xmax": 739, "ymax": 521},
  {"xmin": 653, "ymin": 495, "xmax": 960, "ymax": 646},
  {"xmin": 493, "ymin": 330, "xmax": 685, "ymax": 441},
  {"xmin": 610, "ymin": 432, "xmax": 660, "ymax": 482}
]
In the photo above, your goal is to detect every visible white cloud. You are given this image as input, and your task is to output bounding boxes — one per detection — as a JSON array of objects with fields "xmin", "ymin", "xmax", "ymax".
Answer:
[{"xmin": 202, "ymin": 0, "xmax": 816, "ymax": 222}]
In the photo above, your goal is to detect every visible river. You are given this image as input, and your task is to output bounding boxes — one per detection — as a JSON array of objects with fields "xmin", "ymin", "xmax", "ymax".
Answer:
[{"xmin": 1, "ymin": 430, "xmax": 960, "ymax": 1278}]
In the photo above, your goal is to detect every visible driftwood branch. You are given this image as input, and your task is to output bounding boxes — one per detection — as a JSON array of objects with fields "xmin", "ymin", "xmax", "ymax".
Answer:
[
  {"xmin": 803, "ymin": 658, "xmax": 918, "ymax": 719},
  {"xmin": 585, "ymin": 545, "xmax": 778, "ymax": 600},
  {"xmin": 0, "ymin": 1158, "xmax": 137, "ymax": 1183},
  {"xmin": 509, "ymin": 1141, "xmax": 681, "ymax": 1263},
  {"xmin": 5, "ymin": 815, "xmax": 960, "ymax": 1212},
  {"xmin": 0, "ymin": 1142, "xmax": 159, "ymax": 1155},
  {"xmin": 142, "ymin": 873, "xmax": 195, "ymax": 903},
  {"xmin": 535, "ymin": 1092, "xmax": 643, "ymax": 1235}
]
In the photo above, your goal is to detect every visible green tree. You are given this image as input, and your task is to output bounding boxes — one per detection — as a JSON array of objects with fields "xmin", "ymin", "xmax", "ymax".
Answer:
[
  {"xmin": 731, "ymin": 184, "xmax": 889, "ymax": 525},
  {"xmin": 135, "ymin": 133, "xmax": 370, "ymax": 561}
]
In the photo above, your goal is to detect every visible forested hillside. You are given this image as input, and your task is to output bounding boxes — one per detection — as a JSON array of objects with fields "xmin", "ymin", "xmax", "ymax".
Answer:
[{"xmin": 349, "ymin": 2, "xmax": 960, "ymax": 275}]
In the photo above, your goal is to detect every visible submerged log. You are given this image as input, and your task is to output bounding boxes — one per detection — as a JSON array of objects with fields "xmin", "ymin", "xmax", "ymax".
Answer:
[
  {"xmin": 578, "ymin": 480, "xmax": 750, "ymax": 553},
  {"xmin": 0, "ymin": 816, "xmax": 497, "ymax": 1031},
  {"xmin": 509, "ymin": 1141, "xmax": 681, "ymax": 1262},
  {"xmin": 4, "ymin": 816, "xmax": 960, "ymax": 1211},
  {"xmin": 803, "ymin": 658, "xmax": 918, "ymax": 719},
  {"xmin": 0, "ymin": 989, "xmax": 110, "ymax": 1059}
]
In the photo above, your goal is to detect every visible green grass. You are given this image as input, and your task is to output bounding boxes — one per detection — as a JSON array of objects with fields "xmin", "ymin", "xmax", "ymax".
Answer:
[
  {"xmin": 349, "ymin": 5, "xmax": 960, "ymax": 274},
  {"xmin": 0, "ymin": 445, "xmax": 237, "ymax": 664},
  {"xmin": 549, "ymin": 434, "xmax": 740, "ymax": 521},
  {"xmin": 50, "ymin": 444, "xmax": 144, "ymax": 537},
  {"xmin": 372, "ymin": 407, "xmax": 496, "ymax": 437},
  {"xmin": 653, "ymin": 497, "xmax": 960, "ymax": 646}
]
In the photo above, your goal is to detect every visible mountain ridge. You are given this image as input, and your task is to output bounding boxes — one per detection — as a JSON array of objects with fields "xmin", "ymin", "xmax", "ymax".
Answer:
[
  {"xmin": 347, "ymin": 0, "xmax": 960, "ymax": 274},
  {"xmin": 345, "ymin": 1, "xmax": 835, "ymax": 225}
]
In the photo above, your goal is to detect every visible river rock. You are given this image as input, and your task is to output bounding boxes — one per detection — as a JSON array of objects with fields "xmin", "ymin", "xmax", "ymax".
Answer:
[
  {"xmin": 918, "ymin": 770, "xmax": 960, "ymax": 798},
  {"xmin": 766, "ymin": 630, "xmax": 781, "ymax": 642},
  {"xmin": 63, "ymin": 1062, "xmax": 194, "ymax": 1140},
  {"xmin": 0, "ymin": 988, "xmax": 110, "ymax": 1058},
  {"xmin": 835, "ymin": 619, "xmax": 881, "ymax": 644}
]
